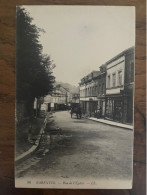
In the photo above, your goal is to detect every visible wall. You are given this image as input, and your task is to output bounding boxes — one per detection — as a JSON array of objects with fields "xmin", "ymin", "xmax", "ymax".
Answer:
[
  {"xmin": 106, "ymin": 56, "xmax": 125, "ymax": 95},
  {"xmin": 123, "ymin": 48, "xmax": 135, "ymax": 123}
]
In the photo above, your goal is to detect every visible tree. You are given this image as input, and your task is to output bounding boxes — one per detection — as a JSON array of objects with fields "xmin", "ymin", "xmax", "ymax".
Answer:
[{"xmin": 16, "ymin": 6, "xmax": 55, "ymax": 117}]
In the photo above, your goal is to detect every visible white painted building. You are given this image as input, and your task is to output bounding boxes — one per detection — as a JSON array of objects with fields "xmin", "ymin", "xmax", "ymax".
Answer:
[
  {"xmin": 106, "ymin": 56, "xmax": 125, "ymax": 95},
  {"xmin": 105, "ymin": 47, "xmax": 134, "ymax": 124},
  {"xmin": 44, "ymin": 85, "xmax": 72, "ymax": 111}
]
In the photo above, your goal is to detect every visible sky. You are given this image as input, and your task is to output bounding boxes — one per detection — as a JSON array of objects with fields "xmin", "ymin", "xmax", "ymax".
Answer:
[{"xmin": 24, "ymin": 6, "xmax": 135, "ymax": 86}]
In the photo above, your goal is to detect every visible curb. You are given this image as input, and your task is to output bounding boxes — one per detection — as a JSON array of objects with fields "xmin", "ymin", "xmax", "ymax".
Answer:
[
  {"xmin": 88, "ymin": 117, "xmax": 133, "ymax": 130},
  {"xmin": 15, "ymin": 117, "xmax": 47, "ymax": 164}
]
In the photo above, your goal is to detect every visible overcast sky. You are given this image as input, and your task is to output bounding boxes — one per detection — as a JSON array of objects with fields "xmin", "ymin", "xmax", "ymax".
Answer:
[{"xmin": 24, "ymin": 6, "xmax": 135, "ymax": 86}]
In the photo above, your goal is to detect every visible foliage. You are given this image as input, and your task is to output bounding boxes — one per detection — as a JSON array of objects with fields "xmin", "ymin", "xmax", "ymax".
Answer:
[
  {"xmin": 16, "ymin": 6, "xmax": 55, "ymax": 103},
  {"xmin": 55, "ymin": 81, "xmax": 80, "ymax": 94}
]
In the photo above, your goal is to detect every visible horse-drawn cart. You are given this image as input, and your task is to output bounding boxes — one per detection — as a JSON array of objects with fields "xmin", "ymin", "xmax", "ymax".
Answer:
[{"xmin": 70, "ymin": 103, "xmax": 82, "ymax": 119}]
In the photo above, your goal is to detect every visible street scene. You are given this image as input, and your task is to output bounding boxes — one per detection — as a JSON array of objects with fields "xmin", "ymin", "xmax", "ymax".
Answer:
[
  {"xmin": 16, "ymin": 111, "xmax": 133, "ymax": 181},
  {"xmin": 15, "ymin": 6, "xmax": 135, "ymax": 189}
]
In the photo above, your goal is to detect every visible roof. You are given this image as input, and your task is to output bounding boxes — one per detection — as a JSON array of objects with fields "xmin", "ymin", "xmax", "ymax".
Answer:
[
  {"xmin": 79, "ymin": 46, "xmax": 135, "ymax": 85},
  {"xmin": 104, "ymin": 46, "xmax": 135, "ymax": 66},
  {"xmin": 81, "ymin": 71, "xmax": 100, "ymax": 82}
]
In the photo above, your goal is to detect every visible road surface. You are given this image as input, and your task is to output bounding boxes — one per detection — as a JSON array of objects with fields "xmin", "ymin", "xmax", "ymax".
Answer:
[{"xmin": 16, "ymin": 111, "xmax": 133, "ymax": 181}]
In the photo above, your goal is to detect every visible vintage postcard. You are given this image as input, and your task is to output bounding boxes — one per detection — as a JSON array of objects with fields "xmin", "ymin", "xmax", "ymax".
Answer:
[{"xmin": 15, "ymin": 5, "xmax": 135, "ymax": 189}]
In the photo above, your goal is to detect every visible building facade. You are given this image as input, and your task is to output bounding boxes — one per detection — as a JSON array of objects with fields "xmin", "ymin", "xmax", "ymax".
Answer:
[
  {"xmin": 79, "ymin": 46, "xmax": 134, "ymax": 124},
  {"xmin": 123, "ymin": 47, "xmax": 134, "ymax": 124},
  {"xmin": 105, "ymin": 54, "xmax": 125, "ymax": 122},
  {"xmin": 96, "ymin": 64, "xmax": 106, "ymax": 117},
  {"xmin": 80, "ymin": 71, "xmax": 100, "ymax": 116},
  {"xmin": 44, "ymin": 85, "xmax": 72, "ymax": 111},
  {"xmin": 71, "ymin": 93, "xmax": 80, "ymax": 103},
  {"xmin": 105, "ymin": 47, "xmax": 134, "ymax": 124}
]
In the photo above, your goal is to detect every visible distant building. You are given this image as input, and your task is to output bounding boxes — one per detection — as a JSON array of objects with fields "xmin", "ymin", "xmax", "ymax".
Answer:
[
  {"xmin": 96, "ymin": 64, "xmax": 106, "ymax": 117},
  {"xmin": 44, "ymin": 85, "xmax": 72, "ymax": 111},
  {"xmin": 79, "ymin": 71, "xmax": 100, "ymax": 116},
  {"xmin": 71, "ymin": 93, "xmax": 80, "ymax": 103},
  {"xmin": 56, "ymin": 85, "xmax": 72, "ymax": 105}
]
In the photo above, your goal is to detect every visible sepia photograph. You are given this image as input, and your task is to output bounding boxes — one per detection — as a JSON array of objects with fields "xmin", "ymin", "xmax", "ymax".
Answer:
[{"xmin": 15, "ymin": 5, "xmax": 135, "ymax": 189}]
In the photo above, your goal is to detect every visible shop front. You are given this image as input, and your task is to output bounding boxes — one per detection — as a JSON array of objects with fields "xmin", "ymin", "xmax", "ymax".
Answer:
[
  {"xmin": 89, "ymin": 99, "xmax": 98, "ymax": 117},
  {"xmin": 105, "ymin": 95, "xmax": 123, "ymax": 123},
  {"xmin": 97, "ymin": 96, "xmax": 106, "ymax": 118},
  {"xmin": 80, "ymin": 97, "xmax": 98, "ymax": 116}
]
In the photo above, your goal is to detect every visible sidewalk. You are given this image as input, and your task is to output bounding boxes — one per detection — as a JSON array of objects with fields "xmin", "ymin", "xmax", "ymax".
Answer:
[
  {"xmin": 15, "ymin": 116, "xmax": 47, "ymax": 164},
  {"xmin": 88, "ymin": 117, "xmax": 133, "ymax": 130}
]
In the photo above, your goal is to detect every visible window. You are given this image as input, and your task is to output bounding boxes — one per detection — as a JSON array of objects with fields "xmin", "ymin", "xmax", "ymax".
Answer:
[
  {"xmin": 99, "ymin": 84, "xmax": 101, "ymax": 94},
  {"xmin": 96, "ymin": 86, "xmax": 98, "ymax": 95},
  {"xmin": 102, "ymin": 83, "xmax": 104, "ymax": 94},
  {"xmin": 92, "ymin": 87, "xmax": 94, "ymax": 96},
  {"xmin": 88, "ymin": 88, "xmax": 90, "ymax": 96},
  {"xmin": 107, "ymin": 75, "xmax": 110, "ymax": 88},
  {"xmin": 93, "ymin": 86, "xmax": 95, "ymax": 96},
  {"xmin": 85, "ymin": 88, "xmax": 87, "ymax": 97},
  {"xmin": 112, "ymin": 73, "xmax": 116, "ymax": 87},
  {"xmin": 118, "ymin": 71, "xmax": 122, "ymax": 86}
]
